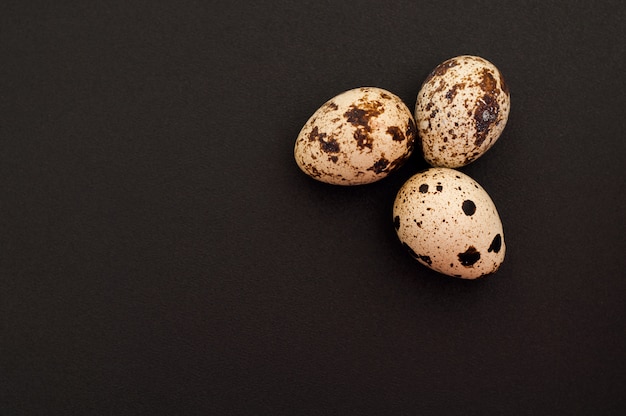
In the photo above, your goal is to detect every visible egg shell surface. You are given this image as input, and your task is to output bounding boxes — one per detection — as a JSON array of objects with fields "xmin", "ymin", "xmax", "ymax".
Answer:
[
  {"xmin": 295, "ymin": 87, "xmax": 416, "ymax": 185},
  {"xmin": 415, "ymin": 55, "xmax": 510, "ymax": 168},
  {"xmin": 393, "ymin": 168, "xmax": 505, "ymax": 279}
]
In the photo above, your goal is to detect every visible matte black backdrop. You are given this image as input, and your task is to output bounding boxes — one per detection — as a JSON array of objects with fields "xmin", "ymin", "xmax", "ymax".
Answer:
[{"xmin": 2, "ymin": 1, "xmax": 625, "ymax": 414}]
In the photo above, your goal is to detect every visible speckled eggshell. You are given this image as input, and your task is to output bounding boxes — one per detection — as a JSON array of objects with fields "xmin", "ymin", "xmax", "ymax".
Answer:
[
  {"xmin": 393, "ymin": 168, "xmax": 505, "ymax": 279},
  {"xmin": 415, "ymin": 55, "xmax": 510, "ymax": 168},
  {"xmin": 294, "ymin": 87, "xmax": 417, "ymax": 185}
]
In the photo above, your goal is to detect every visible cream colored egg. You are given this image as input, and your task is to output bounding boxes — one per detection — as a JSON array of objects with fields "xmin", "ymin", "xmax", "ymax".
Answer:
[
  {"xmin": 415, "ymin": 55, "xmax": 510, "ymax": 168},
  {"xmin": 393, "ymin": 168, "xmax": 505, "ymax": 279},
  {"xmin": 295, "ymin": 87, "xmax": 416, "ymax": 185}
]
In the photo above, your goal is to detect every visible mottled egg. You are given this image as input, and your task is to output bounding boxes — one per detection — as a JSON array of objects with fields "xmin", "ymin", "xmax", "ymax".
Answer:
[
  {"xmin": 393, "ymin": 168, "xmax": 505, "ymax": 279},
  {"xmin": 295, "ymin": 87, "xmax": 416, "ymax": 185},
  {"xmin": 415, "ymin": 55, "xmax": 510, "ymax": 168}
]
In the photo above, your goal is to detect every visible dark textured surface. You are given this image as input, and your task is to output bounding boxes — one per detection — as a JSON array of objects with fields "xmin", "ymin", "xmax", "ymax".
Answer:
[{"xmin": 1, "ymin": 1, "xmax": 625, "ymax": 414}]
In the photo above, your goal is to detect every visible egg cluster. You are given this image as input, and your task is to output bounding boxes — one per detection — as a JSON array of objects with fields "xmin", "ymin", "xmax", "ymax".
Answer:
[{"xmin": 294, "ymin": 55, "xmax": 510, "ymax": 279}]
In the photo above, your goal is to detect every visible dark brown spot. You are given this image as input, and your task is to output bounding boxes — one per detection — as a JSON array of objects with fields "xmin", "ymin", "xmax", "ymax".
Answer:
[
  {"xmin": 368, "ymin": 157, "xmax": 389, "ymax": 174},
  {"xmin": 387, "ymin": 126, "xmax": 405, "ymax": 142},
  {"xmin": 344, "ymin": 107, "xmax": 370, "ymax": 129},
  {"xmin": 488, "ymin": 234, "xmax": 502, "ymax": 253},
  {"xmin": 308, "ymin": 126, "xmax": 325, "ymax": 142},
  {"xmin": 419, "ymin": 184, "xmax": 429, "ymax": 193},
  {"xmin": 444, "ymin": 83, "xmax": 465, "ymax": 101},
  {"xmin": 433, "ymin": 80, "xmax": 448, "ymax": 94},
  {"xmin": 425, "ymin": 102, "xmax": 434, "ymax": 111},
  {"xmin": 386, "ymin": 153, "xmax": 411, "ymax": 173},
  {"xmin": 394, "ymin": 216, "xmax": 400, "ymax": 230},
  {"xmin": 424, "ymin": 58, "xmax": 459, "ymax": 83},
  {"xmin": 343, "ymin": 101, "xmax": 384, "ymax": 131},
  {"xmin": 406, "ymin": 118, "xmax": 416, "ymax": 145},
  {"xmin": 326, "ymin": 101, "xmax": 339, "ymax": 111},
  {"xmin": 430, "ymin": 109, "xmax": 438, "ymax": 119},
  {"xmin": 380, "ymin": 92, "xmax": 391, "ymax": 99},
  {"xmin": 479, "ymin": 68, "xmax": 498, "ymax": 94},
  {"xmin": 319, "ymin": 136, "xmax": 340, "ymax": 153},
  {"xmin": 308, "ymin": 165, "xmax": 322, "ymax": 178},
  {"xmin": 473, "ymin": 94, "xmax": 499, "ymax": 146},
  {"xmin": 436, "ymin": 184, "xmax": 443, "ymax": 192},
  {"xmin": 353, "ymin": 129, "xmax": 373, "ymax": 150},
  {"xmin": 344, "ymin": 102, "xmax": 385, "ymax": 150},
  {"xmin": 458, "ymin": 246, "xmax": 481, "ymax": 267},
  {"xmin": 462, "ymin": 200, "xmax": 476, "ymax": 216},
  {"xmin": 329, "ymin": 155, "xmax": 338, "ymax": 163}
]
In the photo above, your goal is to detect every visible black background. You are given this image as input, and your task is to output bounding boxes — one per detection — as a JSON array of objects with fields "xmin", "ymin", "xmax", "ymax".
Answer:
[{"xmin": 2, "ymin": 1, "xmax": 625, "ymax": 414}]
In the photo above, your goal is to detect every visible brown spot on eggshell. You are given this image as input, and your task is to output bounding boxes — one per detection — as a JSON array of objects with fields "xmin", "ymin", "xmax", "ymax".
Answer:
[
  {"xmin": 368, "ymin": 157, "xmax": 389, "ymax": 174},
  {"xmin": 406, "ymin": 118, "xmax": 416, "ymax": 142},
  {"xmin": 353, "ymin": 128, "xmax": 374, "ymax": 150},
  {"xmin": 326, "ymin": 101, "xmax": 338, "ymax": 111},
  {"xmin": 488, "ymin": 234, "xmax": 502, "ymax": 253},
  {"xmin": 433, "ymin": 80, "xmax": 448, "ymax": 94},
  {"xmin": 473, "ymin": 94, "xmax": 499, "ymax": 146},
  {"xmin": 319, "ymin": 135, "xmax": 340, "ymax": 153},
  {"xmin": 445, "ymin": 83, "xmax": 465, "ymax": 101},
  {"xmin": 458, "ymin": 246, "xmax": 480, "ymax": 267},
  {"xmin": 387, "ymin": 153, "xmax": 410, "ymax": 173},
  {"xmin": 479, "ymin": 68, "xmax": 498, "ymax": 93},
  {"xmin": 424, "ymin": 58, "xmax": 459, "ymax": 83},
  {"xmin": 343, "ymin": 101, "xmax": 384, "ymax": 131},
  {"xmin": 462, "ymin": 199, "xmax": 476, "ymax": 216},
  {"xmin": 308, "ymin": 165, "xmax": 322, "ymax": 178},
  {"xmin": 387, "ymin": 126, "xmax": 405, "ymax": 142},
  {"xmin": 308, "ymin": 126, "xmax": 325, "ymax": 142}
]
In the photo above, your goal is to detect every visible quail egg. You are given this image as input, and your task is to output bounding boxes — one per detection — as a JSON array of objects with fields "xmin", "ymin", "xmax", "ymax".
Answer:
[
  {"xmin": 295, "ymin": 87, "xmax": 416, "ymax": 185},
  {"xmin": 393, "ymin": 168, "xmax": 505, "ymax": 279},
  {"xmin": 415, "ymin": 55, "xmax": 510, "ymax": 168}
]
